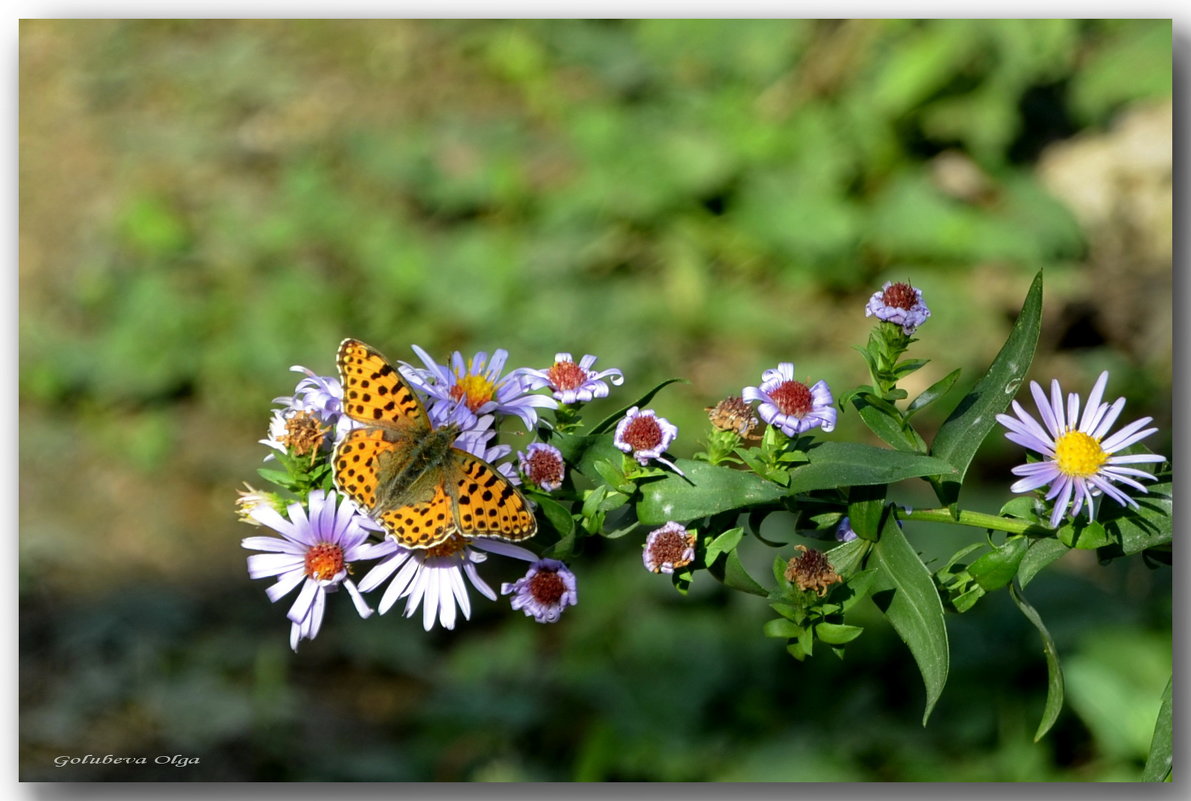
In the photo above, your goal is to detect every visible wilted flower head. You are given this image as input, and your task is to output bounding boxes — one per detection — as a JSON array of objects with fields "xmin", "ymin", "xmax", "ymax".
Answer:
[
  {"xmin": 502, "ymin": 558, "xmax": 578, "ymax": 623},
  {"xmin": 260, "ymin": 366, "xmax": 356, "ymax": 459},
  {"xmin": 706, "ymin": 396, "xmax": 759, "ymax": 437},
  {"xmin": 784, "ymin": 545, "xmax": 842, "ymax": 596},
  {"xmin": 866, "ymin": 281, "xmax": 931, "ymax": 335},
  {"xmin": 995, "ymin": 371, "xmax": 1166, "ymax": 529},
  {"xmin": 642, "ymin": 522, "xmax": 697, "ymax": 574},
  {"xmin": 742, "ymin": 363, "xmax": 836, "ymax": 438}
]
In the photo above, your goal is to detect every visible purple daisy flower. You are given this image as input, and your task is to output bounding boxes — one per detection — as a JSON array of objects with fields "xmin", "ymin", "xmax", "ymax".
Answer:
[
  {"xmin": 403, "ymin": 345, "xmax": 557, "ymax": 432},
  {"xmin": 501, "ymin": 558, "xmax": 578, "ymax": 623},
  {"xmin": 614, "ymin": 406, "xmax": 682, "ymax": 473},
  {"xmin": 241, "ymin": 489, "xmax": 382, "ymax": 651},
  {"xmin": 260, "ymin": 366, "xmax": 359, "ymax": 460},
  {"xmin": 995, "ymin": 371, "xmax": 1166, "ymax": 529},
  {"xmin": 518, "ymin": 442, "xmax": 566, "ymax": 492},
  {"xmin": 742, "ymin": 363, "xmax": 836, "ymax": 437},
  {"xmin": 865, "ymin": 281, "xmax": 931, "ymax": 335},
  {"xmin": 521, "ymin": 353, "xmax": 625, "ymax": 405},
  {"xmin": 642, "ymin": 522, "xmax": 697, "ymax": 574},
  {"xmin": 358, "ymin": 537, "xmax": 537, "ymax": 631}
]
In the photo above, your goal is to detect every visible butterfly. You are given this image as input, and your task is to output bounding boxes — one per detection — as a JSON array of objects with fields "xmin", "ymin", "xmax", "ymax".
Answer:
[{"xmin": 333, "ymin": 338, "xmax": 538, "ymax": 549}]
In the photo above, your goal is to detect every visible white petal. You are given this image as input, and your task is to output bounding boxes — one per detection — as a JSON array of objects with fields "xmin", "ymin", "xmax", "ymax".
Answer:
[
  {"xmin": 247, "ymin": 552, "xmax": 305, "ymax": 580},
  {"xmin": 264, "ymin": 568, "xmax": 308, "ymax": 602}
]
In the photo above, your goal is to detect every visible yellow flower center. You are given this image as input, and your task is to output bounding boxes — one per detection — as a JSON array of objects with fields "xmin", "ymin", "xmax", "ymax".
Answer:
[
  {"xmin": 1054, "ymin": 430, "xmax": 1108, "ymax": 478},
  {"xmin": 449, "ymin": 373, "xmax": 497, "ymax": 412}
]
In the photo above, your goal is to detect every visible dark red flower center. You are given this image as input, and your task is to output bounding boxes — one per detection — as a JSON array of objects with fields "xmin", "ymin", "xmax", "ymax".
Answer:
[
  {"xmin": 881, "ymin": 282, "xmax": 918, "ymax": 310},
  {"xmin": 647, "ymin": 530, "xmax": 693, "ymax": 570},
  {"xmin": 621, "ymin": 415, "xmax": 663, "ymax": 451},
  {"xmin": 529, "ymin": 569, "xmax": 566, "ymax": 605},
  {"xmin": 305, "ymin": 542, "xmax": 345, "ymax": 581},
  {"xmin": 768, "ymin": 380, "xmax": 813, "ymax": 418},
  {"xmin": 547, "ymin": 360, "xmax": 587, "ymax": 391},
  {"xmin": 526, "ymin": 449, "xmax": 564, "ymax": 487}
]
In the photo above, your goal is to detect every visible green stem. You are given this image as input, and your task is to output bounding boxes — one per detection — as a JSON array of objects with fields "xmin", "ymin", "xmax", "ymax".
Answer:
[{"xmin": 901, "ymin": 507, "xmax": 1053, "ymax": 537}]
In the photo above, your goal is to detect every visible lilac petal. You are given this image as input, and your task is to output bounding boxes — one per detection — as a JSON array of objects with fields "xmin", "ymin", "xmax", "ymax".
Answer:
[
  {"xmin": 1087, "ymin": 474, "xmax": 1136, "ymax": 507},
  {"xmin": 247, "ymin": 505, "xmax": 300, "ymax": 541},
  {"xmin": 345, "ymin": 581, "xmax": 374, "ymax": 619},
  {"xmin": 1029, "ymin": 381, "xmax": 1060, "ymax": 438},
  {"xmin": 357, "ymin": 551, "xmax": 407, "ymax": 594},
  {"xmin": 287, "ymin": 579, "xmax": 320, "ymax": 624},
  {"xmin": 473, "ymin": 539, "xmax": 538, "ymax": 561},
  {"xmin": 248, "ymin": 552, "xmax": 306, "ymax": 579},
  {"xmin": 1078, "ymin": 372, "xmax": 1110, "ymax": 431},
  {"xmin": 1096, "ymin": 469, "xmax": 1152, "ymax": 494},
  {"xmin": 265, "ymin": 568, "xmax": 308, "ymax": 602},
  {"xmin": 1011, "ymin": 461, "xmax": 1059, "ymax": 476},
  {"xmin": 1048, "ymin": 480, "xmax": 1074, "ymax": 528},
  {"xmin": 1066, "ymin": 392, "xmax": 1080, "ymax": 434},
  {"xmin": 1004, "ymin": 431, "xmax": 1055, "ymax": 455},
  {"xmin": 1011, "ymin": 471, "xmax": 1059, "ymax": 493},
  {"xmin": 1004, "ymin": 402, "xmax": 1054, "ymax": 448},
  {"xmin": 379, "ymin": 555, "xmax": 421, "ymax": 614},
  {"xmin": 1049, "ymin": 380, "xmax": 1066, "ymax": 433},
  {"xmin": 241, "ymin": 535, "xmax": 307, "ymax": 555},
  {"xmin": 1101, "ymin": 418, "xmax": 1156, "ymax": 452},
  {"xmin": 464, "ymin": 561, "xmax": 497, "ymax": 601},
  {"xmin": 1106, "ymin": 453, "xmax": 1166, "ymax": 465},
  {"xmin": 1090, "ymin": 397, "xmax": 1127, "ymax": 440}
]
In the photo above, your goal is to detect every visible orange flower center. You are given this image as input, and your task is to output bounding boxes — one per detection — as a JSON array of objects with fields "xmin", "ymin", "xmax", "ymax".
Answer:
[
  {"xmin": 305, "ymin": 543, "xmax": 345, "ymax": 581},
  {"xmin": 547, "ymin": 360, "xmax": 587, "ymax": 391}
]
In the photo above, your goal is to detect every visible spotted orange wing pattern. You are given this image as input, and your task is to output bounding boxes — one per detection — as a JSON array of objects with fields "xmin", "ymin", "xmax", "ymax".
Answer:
[
  {"xmin": 376, "ymin": 484, "xmax": 458, "ymax": 549},
  {"xmin": 336, "ymin": 338, "xmax": 426, "ymax": 428},
  {"xmin": 449, "ymin": 451, "xmax": 538, "ymax": 542}
]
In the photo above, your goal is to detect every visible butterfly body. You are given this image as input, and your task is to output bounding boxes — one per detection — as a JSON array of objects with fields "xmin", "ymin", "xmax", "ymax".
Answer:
[{"xmin": 333, "ymin": 339, "xmax": 538, "ymax": 549}]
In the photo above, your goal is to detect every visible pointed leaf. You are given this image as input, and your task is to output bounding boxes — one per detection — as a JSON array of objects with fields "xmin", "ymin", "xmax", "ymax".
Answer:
[
  {"xmin": 1142, "ymin": 677, "xmax": 1172, "ymax": 782},
  {"xmin": 871, "ymin": 517, "xmax": 950, "ymax": 724},
  {"xmin": 708, "ymin": 548, "xmax": 770, "ymax": 597},
  {"xmin": 636, "ymin": 459, "xmax": 787, "ymax": 525},
  {"xmin": 1010, "ymin": 581, "xmax": 1065, "ymax": 742},
  {"xmin": 906, "ymin": 368, "xmax": 962, "ymax": 418},
  {"xmin": 931, "ymin": 271, "xmax": 1042, "ymax": 505},
  {"xmin": 786, "ymin": 442, "xmax": 956, "ymax": 493},
  {"xmin": 1018, "ymin": 538, "xmax": 1070, "ymax": 588}
]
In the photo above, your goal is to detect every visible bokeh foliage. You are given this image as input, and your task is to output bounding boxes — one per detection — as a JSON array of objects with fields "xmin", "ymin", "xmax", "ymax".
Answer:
[{"xmin": 19, "ymin": 19, "xmax": 1171, "ymax": 781}]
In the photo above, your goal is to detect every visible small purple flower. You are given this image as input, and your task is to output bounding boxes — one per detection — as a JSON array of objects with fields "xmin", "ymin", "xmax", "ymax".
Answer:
[
  {"xmin": 403, "ymin": 345, "xmax": 557, "ymax": 432},
  {"xmin": 995, "ymin": 371, "xmax": 1166, "ymax": 529},
  {"xmin": 241, "ymin": 489, "xmax": 382, "ymax": 651},
  {"xmin": 742, "ymin": 363, "xmax": 836, "ymax": 437},
  {"xmin": 835, "ymin": 516, "xmax": 858, "ymax": 543},
  {"xmin": 865, "ymin": 281, "xmax": 931, "ymax": 335},
  {"xmin": 359, "ymin": 536, "xmax": 539, "ymax": 631},
  {"xmin": 521, "ymin": 353, "xmax": 625, "ymax": 405},
  {"xmin": 501, "ymin": 559, "xmax": 578, "ymax": 623},
  {"xmin": 614, "ymin": 406, "xmax": 682, "ymax": 473},
  {"xmin": 519, "ymin": 443, "xmax": 566, "ymax": 492},
  {"xmin": 642, "ymin": 522, "xmax": 697, "ymax": 574}
]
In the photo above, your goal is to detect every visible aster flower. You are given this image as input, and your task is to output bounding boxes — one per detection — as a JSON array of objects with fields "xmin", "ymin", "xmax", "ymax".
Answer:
[
  {"xmin": 521, "ymin": 353, "xmax": 625, "ymax": 405},
  {"xmin": 996, "ymin": 371, "xmax": 1166, "ymax": 529},
  {"xmin": 614, "ymin": 406, "xmax": 683, "ymax": 473},
  {"xmin": 241, "ymin": 489, "xmax": 381, "ymax": 651},
  {"xmin": 835, "ymin": 516, "xmax": 858, "ymax": 543},
  {"xmin": 502, "ymin": 559, "xmax": 578, "ymax": 623},
  {"xmin": 742, "ymin": 363, "xmax": 836, "ymax": 437},
  {"xmin": 865, "ymin": 280, "xmax": 931, "ymax": 335},
  {"xmin": 785, "ymin": 545, "xmax": 842, "ymax": 596},
  {"xmin": 403, "ymin": 345, "xmax": 557, "ymax": 432},
  {"xmin": 260, "ymin": 366, "xmax": 357, "ymax": 459},
  {"xmin": 706, "ymin": 396, "xmax": 759, "ymax": 438},
  {"xmin": 642, "ymin": 522, "xmax": 697, "ymax": 574},
  {"xmin": 357, "ymin": 536, "xmax": 537, "ymax": 631},
  {"xmin": 519, "ymin": 442, "xmax": 566, "ymax": 492}
]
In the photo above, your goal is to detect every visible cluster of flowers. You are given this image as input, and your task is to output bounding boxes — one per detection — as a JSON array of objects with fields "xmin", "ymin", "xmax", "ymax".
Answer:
[{"xmin": 240, "ymin": 279, "xmax": 1165, "ymax": 651}]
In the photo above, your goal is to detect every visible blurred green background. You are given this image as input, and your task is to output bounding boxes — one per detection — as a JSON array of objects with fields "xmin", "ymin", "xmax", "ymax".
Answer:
[{"xmin": 19, "ymin": 19, "xmax": 1172, "ymax": 781}]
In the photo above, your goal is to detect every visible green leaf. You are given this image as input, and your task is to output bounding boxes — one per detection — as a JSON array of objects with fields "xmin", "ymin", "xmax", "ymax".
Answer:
[
  {"xmin": 763, "ymin": 617, "xmax": 804, "ymax": 639},
  {"xmin": 852, "ymin": 394, "xmax": 928, "ymax": 453},
  {"xmin": 636, "ymin": 459, "xmax": 787, "ymax": 525},
  {"xmin": 1100, "ymin": 474, "xmax": 1172, "ymax": 556},
  {"xmin": 590, "ymin": 378, "xmax": 685, "ymax": 434},
  {"xmin": 1018, "ymin": 538, "xmax": 1070, "ymax": 588},
  {"xmin": 906, "ymin": 368, "xmax": 962, "ymax": 418},
  {"xmin": 1142, "ymin": 677, "xmax": 1173, "ymax": 782},
  {"xmin": 871, "ymin": 517, "xmax": 950, "ymax": 724},
  {"xmin": 708, "ymin": 548, "xmax": 770, "ymax": 597},
  {"xmin": 827, "ymin": 538, "xmax": 872, "ymax": 578},
  {"xmin": 530, "ymin": 493, "xmax": 575, "ymax": 538},
  {"xmin": 1057, "ymin": 519, "xmax": 1113, "ymax": 550},
  {"xmin": 1010, "ymin": 581, "xmax": 1065, "ymax": 742},
  {"xmin": 786, "ymin": 442, "xmax": 956, "ymax": 493},
  {"xmin": 815, "ymin": 621, "xmax": 865, "ymax": 645},
  {"xmin": 704, "ymin": 527, "xmax": 744, "ymax": 564},
  {"xmin": 999, "ymin": 496, "xmax": 1040, "ymax": 521},
  {"xmin": 969, "ymin": 536, "xmax": 1029, "ymax": 591},
  {"xmin": 847, "ymin": 484, "xmax": 887, "ymax": 542},
  {"xmin": 930, "ymin": 270, "xmax": 1042, "ymax": 505}
]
